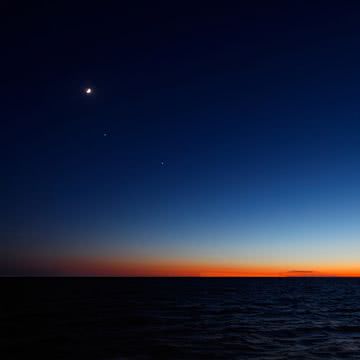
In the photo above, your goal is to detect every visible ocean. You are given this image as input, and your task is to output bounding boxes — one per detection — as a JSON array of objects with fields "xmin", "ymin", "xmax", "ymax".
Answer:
[{"xmin": 2, "ymin": 278, "xmax": 360, "ymax": 359}]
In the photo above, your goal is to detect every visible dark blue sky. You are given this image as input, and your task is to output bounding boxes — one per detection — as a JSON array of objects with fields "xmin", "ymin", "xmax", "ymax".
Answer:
[{"xmin": 2, "ymin": 1, "xmax": 360, "ymax": 274}]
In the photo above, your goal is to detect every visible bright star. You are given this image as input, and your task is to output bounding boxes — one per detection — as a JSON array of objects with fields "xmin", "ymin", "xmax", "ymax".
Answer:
[{"xmin": 85, "ymin": 88, "xmax": 92, "ymax": 94}]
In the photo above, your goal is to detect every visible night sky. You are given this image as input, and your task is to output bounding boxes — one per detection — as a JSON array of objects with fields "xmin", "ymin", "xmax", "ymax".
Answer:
[{"xmin": 2, "ymin": 1, "xmax": 360, "ymax": 276}]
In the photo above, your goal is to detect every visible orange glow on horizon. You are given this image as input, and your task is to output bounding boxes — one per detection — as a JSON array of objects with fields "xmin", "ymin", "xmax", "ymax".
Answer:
[{"xmin": 11, "ymin": 254, "xmax": 360, "ymax": 277}]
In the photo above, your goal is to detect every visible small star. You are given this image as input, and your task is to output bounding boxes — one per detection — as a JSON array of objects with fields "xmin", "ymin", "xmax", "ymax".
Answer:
[
  {"xmin": 104, "ymin": 132, "xmax": 108, "ymax": 137},
  {"xmin": 85, "ymin": 87, "xmax": 93, "ymax": 95},
  {"xmin": 161, "ymin": 161, "xmax": 165, "ymax": 166}
]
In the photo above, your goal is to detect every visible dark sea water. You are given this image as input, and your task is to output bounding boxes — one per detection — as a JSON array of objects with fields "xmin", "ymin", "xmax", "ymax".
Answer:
[{"xmin": 2, "ymin": 278, "xmax": 360, "ymax": 359}]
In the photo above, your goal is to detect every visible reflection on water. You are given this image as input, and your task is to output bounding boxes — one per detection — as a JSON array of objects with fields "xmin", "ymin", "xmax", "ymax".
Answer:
[{"xmin": 2, "ymin": 278, "xmax": 360, "ymax": 359}]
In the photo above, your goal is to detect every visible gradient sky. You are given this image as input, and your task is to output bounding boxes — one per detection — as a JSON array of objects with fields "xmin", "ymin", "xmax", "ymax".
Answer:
[{"xmin": 2, "ymin": 1, "xmax": 360, "ymax": 276}]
